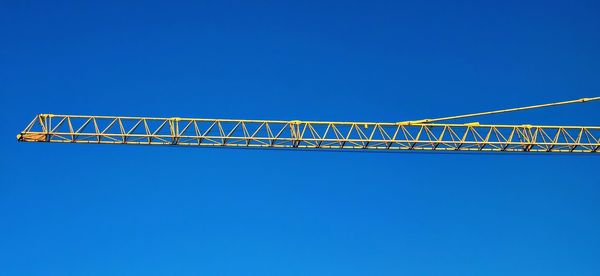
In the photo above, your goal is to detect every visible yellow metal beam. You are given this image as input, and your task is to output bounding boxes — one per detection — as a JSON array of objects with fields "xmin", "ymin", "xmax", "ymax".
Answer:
[{"xmin": 17, "ymin": 114, "xmax": 600, "ymax": 153}]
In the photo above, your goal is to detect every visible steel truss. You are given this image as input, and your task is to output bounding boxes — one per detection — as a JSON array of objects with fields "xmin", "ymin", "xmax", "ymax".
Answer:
[{"xmin": 17, "ymin": 114, "xmax": 600, "ymax": 153}]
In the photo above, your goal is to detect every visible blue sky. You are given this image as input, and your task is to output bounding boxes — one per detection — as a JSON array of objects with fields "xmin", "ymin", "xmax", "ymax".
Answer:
[{"xmin": 1, "ymin": 1, "xmax": 599, "ymax": 275}]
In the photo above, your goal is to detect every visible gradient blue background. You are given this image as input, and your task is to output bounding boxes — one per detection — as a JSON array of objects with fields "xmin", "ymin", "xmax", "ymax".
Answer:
[{"xmin": 1, "ymin": 1, "xmax": 600, "ymax": 275}]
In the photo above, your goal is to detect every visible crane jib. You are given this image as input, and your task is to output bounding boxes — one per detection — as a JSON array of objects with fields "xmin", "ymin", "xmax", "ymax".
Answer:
[{"xmin": 17, "ymin": 114, "xmax": 600, "ymax": 153}]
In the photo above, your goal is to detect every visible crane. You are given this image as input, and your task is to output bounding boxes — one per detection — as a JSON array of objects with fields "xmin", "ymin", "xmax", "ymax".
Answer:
[{"xmin": 17, "ymin": 97, "xmax": 600, "ymax": 153}]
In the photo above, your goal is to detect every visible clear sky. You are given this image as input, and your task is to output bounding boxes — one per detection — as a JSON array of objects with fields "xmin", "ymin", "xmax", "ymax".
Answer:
[{"xmin": 1, "ymin": 1, "xmax": 600, "ymax": 275}]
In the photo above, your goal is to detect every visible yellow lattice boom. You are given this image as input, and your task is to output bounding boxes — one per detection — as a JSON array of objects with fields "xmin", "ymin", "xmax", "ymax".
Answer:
[{"xmin": 17, "ymin": 97, "xmax": 600, "ymax": 153}]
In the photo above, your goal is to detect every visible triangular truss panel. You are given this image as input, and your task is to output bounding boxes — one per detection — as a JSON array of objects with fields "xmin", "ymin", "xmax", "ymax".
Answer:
[{"xmin": 17, "ymin": 114, "xmax": 600, "ymax": 153}]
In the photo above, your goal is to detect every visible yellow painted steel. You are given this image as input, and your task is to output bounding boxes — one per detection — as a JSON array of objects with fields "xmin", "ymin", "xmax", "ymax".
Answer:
[
  {"xmin": 400, "ymin": 96, "xmax": 600, "ymax": 124},
  {"xmin": 16, "ymin": 98, "xmax": 600, "ymax": 153}
]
